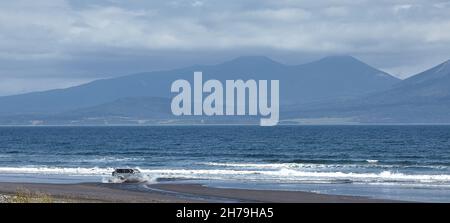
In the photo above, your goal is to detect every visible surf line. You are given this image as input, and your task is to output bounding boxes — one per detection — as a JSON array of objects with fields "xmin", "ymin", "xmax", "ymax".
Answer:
[{"xmin": 171, "ymin": 72, "xmax": 279, "ymax": 126}]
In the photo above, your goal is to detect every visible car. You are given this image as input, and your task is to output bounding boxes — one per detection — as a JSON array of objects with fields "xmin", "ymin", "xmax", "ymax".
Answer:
[{"xmin": 111, "ymin": 168, "xmax": 143, "ymax": 183}]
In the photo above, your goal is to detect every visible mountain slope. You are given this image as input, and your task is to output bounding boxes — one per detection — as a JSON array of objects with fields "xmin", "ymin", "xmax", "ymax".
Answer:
[
  {"xmin": 283, "ymin": 55, "xmax": 399, "ymax": 103},
  {"xmin": 63, "ymin": 97, "xmax": 172, "ymax": 119},
  {"xmin": 356, "ymin": 59, "xmax": 450, "ymax": 106},
  {"xmin": 287, "ymin": 59, "xmax": 450, "ymax": 123},
  {"xmin": 0, "ymin": 56, "xmax": 400, "ymax": 118}
]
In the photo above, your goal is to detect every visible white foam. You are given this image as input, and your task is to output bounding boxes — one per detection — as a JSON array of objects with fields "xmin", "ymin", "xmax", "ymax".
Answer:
[
  {"xmin": 202, "ymin": 161, "xmax": 362, "ymax": 169},
  {"xmin": 137, "ymin": 168, "xmax": 450, "ymax": 185},
  {"xmin": 0, "ymin": 166, "xmax": 114, "ymax": 176},
  {"xmin": 202, "ymin": 162, "xmax": 290, "ymax": 169},
  {"xmin": 202, "ymin": 161, "xmax": 447, "ymax": 170},
  {"xmin": 102, "ymin": 174, "xmax": 157, "ymax": 184},
  {"xmin": 74, "ymin": 157, "xmax": 145, "ymax": 163},
  {"xmin": 1, "ymin": 165, "xmax": 450, "ymax": 186}
]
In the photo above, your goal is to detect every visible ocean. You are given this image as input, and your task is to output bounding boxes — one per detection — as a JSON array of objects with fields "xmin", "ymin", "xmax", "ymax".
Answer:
[{"xmin": 0, "ymin": 125, "xmax": 449, "ymax": 202}]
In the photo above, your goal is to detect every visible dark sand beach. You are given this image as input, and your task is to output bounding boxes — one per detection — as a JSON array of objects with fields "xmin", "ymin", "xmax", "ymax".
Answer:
[{"xmin": 0, "ymin": 182, "xmax": 396, "ymax": 203}]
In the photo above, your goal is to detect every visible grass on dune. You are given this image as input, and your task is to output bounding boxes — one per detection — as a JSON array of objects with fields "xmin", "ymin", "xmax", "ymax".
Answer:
[{"xmin": 5, "ymin": 188, "xmax": 54, "ymax": 203}]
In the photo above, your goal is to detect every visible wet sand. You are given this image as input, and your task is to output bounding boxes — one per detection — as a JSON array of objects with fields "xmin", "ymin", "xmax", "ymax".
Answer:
[{"xmin": 0, "ymin": 182, "xmax": 396, "ymax": 203}]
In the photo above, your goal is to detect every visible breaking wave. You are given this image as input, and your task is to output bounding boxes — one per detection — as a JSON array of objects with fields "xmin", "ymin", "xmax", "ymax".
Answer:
[
  {"xmin": 1, "ymin": 162, "xmax": 450, "ymax": 186},
  {"xmin": 73, "ymin": 157, "xmax": 145, "ymax": 163},
  {"xmin": 200, "ymin": 161, "xmax": 448, "ymax": 170},
  {"xmin": 0, "ymin": 166, "xmax": 114, "ymax": 175}
]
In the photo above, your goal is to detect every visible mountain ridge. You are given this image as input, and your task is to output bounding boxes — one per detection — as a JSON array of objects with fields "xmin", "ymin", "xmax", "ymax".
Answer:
[
  {"xmin": 0, "ymin": 55, "xmax": 400, "ymax": 118},
  {"xmin": 287, "ymin": 58, "xmax": 450, "ymax": 123}
]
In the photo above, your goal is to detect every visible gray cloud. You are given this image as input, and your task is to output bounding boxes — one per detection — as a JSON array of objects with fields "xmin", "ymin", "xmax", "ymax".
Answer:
[{"xmin": 0, "ymin": 0, "xmax": 450, "ymax": 95}]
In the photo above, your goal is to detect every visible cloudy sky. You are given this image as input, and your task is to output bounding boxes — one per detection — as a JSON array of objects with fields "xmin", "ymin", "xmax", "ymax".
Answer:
[{"xmin": 0, "ymin": 0, "xmax": 450, "ymax": 96}]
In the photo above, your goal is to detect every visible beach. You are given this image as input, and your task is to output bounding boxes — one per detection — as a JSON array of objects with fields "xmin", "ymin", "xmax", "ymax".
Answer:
[{"xmin": 0, "ymin": 182, "xmax": 393, "ymax": 203}]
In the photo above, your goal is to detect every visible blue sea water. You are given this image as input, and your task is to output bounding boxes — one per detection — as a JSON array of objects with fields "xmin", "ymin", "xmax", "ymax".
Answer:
[{"xmin": 0, "ymin": 125, "xmax": 450, "ymax": 202}]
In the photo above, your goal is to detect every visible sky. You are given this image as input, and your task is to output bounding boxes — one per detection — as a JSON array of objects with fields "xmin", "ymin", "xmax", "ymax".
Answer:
[{"xmin": 0, "ymin": 0, "xmax": 450, "ymax": 96}]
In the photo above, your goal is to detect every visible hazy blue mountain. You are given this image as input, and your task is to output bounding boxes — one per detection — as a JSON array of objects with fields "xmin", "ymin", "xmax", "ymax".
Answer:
[
  {"xmin": 282, "ymin": 55, "xmax": 399, "ymax": 104},
  {"xmin": 0, "ymin": 55, "xmax": 399, "ymax": 117},
  {"xmin": 286, "ymin": 59, "xmax": 450, "ymax": 123},
  {"xmin": 56, "ymin": 96, "xmax": 260, "ymax": 125},
  {"xmin": 63, "ymin": 97, "xmax": 172, "ymax": 119},
  {"xmin": 0, "ymin": 97, "xmax": 172, "ymax": 125}
]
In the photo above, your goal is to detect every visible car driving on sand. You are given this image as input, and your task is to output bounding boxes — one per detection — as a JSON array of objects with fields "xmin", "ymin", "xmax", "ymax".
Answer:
[{"xmin": 112, "ymin": 168, "xmax": 144, "ymax": 183}]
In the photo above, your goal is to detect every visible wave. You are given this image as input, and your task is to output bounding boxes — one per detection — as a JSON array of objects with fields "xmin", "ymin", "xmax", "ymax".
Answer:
[
  {"xmin": 201, "ymin": 161, "xmax": 449, "ymax": 171},
  {"xmin": 1, "ymin": 164, "xmax": 450, "ymax": 186},
  {"xmin": 264, "ymin": 158, "xmax": 450, "ymax": 166},
  {"xmin": 0, "ymin": 166, "xmax": 115, "ymax": 175},
  {"xmin": 137, "ymin": 168, "xmax": 450, "ymax": 184},
  {"xmin": 72, "ymin": 157, "xmax": 145, "ymax": 163}
]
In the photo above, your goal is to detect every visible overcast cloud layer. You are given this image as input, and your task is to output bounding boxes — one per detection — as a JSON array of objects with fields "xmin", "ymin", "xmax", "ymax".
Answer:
[{"xmin": 0, "ymin": 0, "xmax": 450, "ymax": 95}]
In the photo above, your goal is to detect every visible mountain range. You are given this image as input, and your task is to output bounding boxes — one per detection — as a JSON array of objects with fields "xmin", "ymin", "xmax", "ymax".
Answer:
[
  {"xmin": 0, "ymin": 55, "xmax": 448, "ymax": 125},
  {"xmin": 286, "ymin": 59, "xmax": 450, "ymax": 123}
]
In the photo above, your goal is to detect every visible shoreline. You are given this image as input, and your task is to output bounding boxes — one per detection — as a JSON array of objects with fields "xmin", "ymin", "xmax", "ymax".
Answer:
[{"xmin": 0, "ymin": 182, "xmax": 399, "ymax": 203}]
